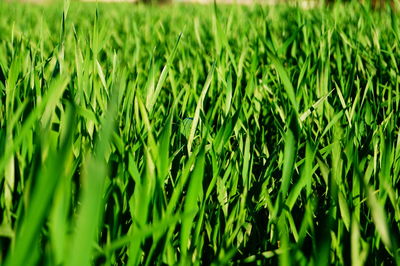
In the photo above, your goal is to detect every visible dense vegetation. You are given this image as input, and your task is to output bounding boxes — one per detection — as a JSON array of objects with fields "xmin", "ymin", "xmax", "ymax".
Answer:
[{"xmin": 0, "ymin": 1, "xmax": 399, "ymax": 264}]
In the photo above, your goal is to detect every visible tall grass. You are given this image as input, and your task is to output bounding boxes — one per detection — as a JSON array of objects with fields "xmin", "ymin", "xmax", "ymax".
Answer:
[{"xmin": 0, "ymin": 1, "xmax": 399, "ymax": 264}]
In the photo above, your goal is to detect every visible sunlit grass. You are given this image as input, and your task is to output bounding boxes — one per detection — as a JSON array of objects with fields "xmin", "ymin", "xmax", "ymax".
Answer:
[{"xmin": 0, "ymin": 1, "xmax": 399, "ymax": 264}]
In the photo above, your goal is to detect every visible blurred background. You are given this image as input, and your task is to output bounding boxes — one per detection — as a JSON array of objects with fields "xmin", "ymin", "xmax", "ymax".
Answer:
[{"xmin": 4, "ymin": 0, "xmax": 397, "ymax": 12}]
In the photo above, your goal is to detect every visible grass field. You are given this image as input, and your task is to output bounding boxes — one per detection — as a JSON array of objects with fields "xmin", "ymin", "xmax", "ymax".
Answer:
[{"xmin": 0, "ymin": 1, "xmax": 399, "ymax": 264}]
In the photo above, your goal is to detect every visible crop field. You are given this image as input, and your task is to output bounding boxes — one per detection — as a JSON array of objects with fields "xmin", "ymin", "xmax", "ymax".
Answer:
[{"xmin": 0, "ymin": 1, "xmax": 399, "ymax": 265}]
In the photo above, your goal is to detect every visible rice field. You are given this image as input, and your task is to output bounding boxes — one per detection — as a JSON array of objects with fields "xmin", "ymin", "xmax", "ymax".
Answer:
[{"xmin": 0, "ymin": 1, "xmax": 399, "ymax": 264}]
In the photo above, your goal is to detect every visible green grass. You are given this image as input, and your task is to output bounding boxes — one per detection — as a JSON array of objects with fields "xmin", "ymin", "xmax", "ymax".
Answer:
[{"xmin": 0, "ymin": 1, "xmax": 399, "ymax": 264}]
